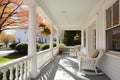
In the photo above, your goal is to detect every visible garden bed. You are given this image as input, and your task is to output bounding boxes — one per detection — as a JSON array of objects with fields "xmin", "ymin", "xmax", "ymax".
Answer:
[{"xmin": 0, "ymin": 52, "xmax": 26, "ymax": 63}]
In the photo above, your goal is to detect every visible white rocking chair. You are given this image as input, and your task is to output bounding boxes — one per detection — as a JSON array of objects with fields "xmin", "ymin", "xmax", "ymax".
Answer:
[{"xmin": 78, "ymin": 49, "xmax": 104, "ymax": 75}]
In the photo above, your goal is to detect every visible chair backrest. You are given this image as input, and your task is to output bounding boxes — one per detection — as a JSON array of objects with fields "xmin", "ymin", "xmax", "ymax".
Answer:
[
  {"xmin": 96, "ymin": 49, "xmax": 104, "ymax": 59},
  {"xmin": 95, "ymin": 49, "xmax": 104, "ymax": 65}
]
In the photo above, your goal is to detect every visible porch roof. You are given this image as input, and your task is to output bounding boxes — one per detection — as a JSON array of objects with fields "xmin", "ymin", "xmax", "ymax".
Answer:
[{"xmin": 34, "ymin": 0, "xmax": 104, "ymax": 30}]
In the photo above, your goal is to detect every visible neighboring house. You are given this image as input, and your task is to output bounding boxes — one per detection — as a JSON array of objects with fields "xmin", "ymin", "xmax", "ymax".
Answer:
[
  {"xmin": 15, "ymin": 28, "xmax": 50, "ymax": 43},
  {"xmin": 15, "ymin": 29, "xmax": 28, "ymax": 42}
]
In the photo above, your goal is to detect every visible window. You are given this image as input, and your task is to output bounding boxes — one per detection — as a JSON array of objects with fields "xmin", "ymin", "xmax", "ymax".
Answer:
[
  {"xmin": 106, "ymin": 7, "xmax": 112, "ymax": 28},
  {"xmin": 84, "ymin": 29, "xmax": 86, "ymax": 47},
  {"xmin": 106, "ymin": 26, "xmax": 120, "ymax": 51},
  {"xmin": 106, "ymin": 0, "xmax": 120, "ymax": 52},
  {"xmin": 113, "ymin": 0, "xmax": 119, "ymax": 26},
  {"xmin": 106, "ymin": 0, "xmax": 119, "ymax": 28}
]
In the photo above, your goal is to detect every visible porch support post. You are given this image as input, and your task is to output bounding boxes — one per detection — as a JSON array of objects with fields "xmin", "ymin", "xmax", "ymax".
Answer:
[
  {"xmin": 28, "ymin": 3, "xmax": 37, "ymax": 78},
  {"xmin": 57, "ymin": 30, "xmax": 59, "ymax": 47},
  {"xmin": 81, "ymin": 29, "xmax": 84, "ymax": 46},
  {"xmin": 50, "ymin": 24, "xmax": 54, "ymax": 59}
]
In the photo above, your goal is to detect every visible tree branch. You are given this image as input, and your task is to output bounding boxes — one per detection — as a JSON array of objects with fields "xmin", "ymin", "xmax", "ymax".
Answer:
[
  {"xmin": 0, "ymin": 2, "xmax": 22, "ymax": 28},
  {"xmin": 1, "ymin": 27, "xmax": 28, "ymax": 32},
  {"xmin": 0, "ymin": 1, "xmax": 10, "ymax": 19}
]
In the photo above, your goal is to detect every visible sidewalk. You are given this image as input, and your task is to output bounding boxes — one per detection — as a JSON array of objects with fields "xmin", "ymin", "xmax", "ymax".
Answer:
[{"xmin": 0, "ymin": 50, "xmax": 15, "ymax": 56}]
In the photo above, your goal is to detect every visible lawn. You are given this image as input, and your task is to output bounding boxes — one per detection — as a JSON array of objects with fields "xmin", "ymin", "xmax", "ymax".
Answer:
[{"xmin": 0, "ymin": 53, "xmax": 26, "ymax": 63}]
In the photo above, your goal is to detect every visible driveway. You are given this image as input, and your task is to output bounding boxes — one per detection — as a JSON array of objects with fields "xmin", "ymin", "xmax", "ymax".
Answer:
[{"xmin": 0, "ymin": 50, "xmax": 15, "ymax": 56}]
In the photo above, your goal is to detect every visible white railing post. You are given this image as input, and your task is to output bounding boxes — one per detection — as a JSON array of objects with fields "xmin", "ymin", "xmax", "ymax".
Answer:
[
  {"xmin": 15, "ymin": 64, "xmax": 19, "ymax": 80},
  {"xmin": 23, "ymin": 61, "xmax": 27, "ymax": 80},
  {"xmin": 19, "ymin": 63, "xmax": 23, "ymax": 80},
  {"xmin": 2, "ymin": 69, "xmax": 7, "ymax": 80},
  {"xmin": 50, "ymin": 24, "xmax": 54, "ymax": 59},
  {"xmin": 9, "ymin": 66, "xmax": 13, "ymax": 80},
  {"xmin": 27, "ymin": 2, "xmax": 37, "ymax": 78}
]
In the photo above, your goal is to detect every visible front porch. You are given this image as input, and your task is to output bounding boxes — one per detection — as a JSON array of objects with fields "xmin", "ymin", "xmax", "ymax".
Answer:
[
  {"xmin": 0, "ymin": 0, "xmax": 120, "ymax": 80},
  {"xmin": 0, "ymin": 47, "xmax": 112, "ymax": 80},
  {"xmin": 35, "ymin": 53, "xmax": 110, "ymax": 80}
]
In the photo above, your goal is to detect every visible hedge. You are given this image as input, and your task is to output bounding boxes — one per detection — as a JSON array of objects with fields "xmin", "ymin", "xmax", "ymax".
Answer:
[
  {"xmin": 53, "ymin": 42, "xmax": 56, "ymax": 47},
  {"xmin": 10, "ymin": 42, "xmax": 19, "ymax": 49},
  {"xmin": 15, "ymin": 43, "xmax": 41, "ymax": 54},
  {"xmin": 41, "ymin": 44, "xmax": 50, "ymax": 50}
]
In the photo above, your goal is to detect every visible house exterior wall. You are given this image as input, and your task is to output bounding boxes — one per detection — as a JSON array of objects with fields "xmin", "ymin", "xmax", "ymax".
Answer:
[
  {"xmin": 15, "ymin": 29, "xmax": 28, "ymax": 42},
  {"xmin": 15, "ymin": 29, "xmax": 50, "ymax": 43},
  {"xmin": 82, "ymin": 0, "xmax": 120, "ymax": 80}
]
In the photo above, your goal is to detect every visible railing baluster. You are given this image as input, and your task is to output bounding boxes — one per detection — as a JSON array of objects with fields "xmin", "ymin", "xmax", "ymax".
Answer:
[
  {"xmin": 23, "ymin": 61, "xmax": 27, "ymax": 80},
  {"xmin": 27, "ymin": 60, "xmax": 30, "ymax": 80},
  {"xmin": 15, "ymin": 64, "xmax": 19, "ymax": 80},
  {"xmin": 9, "ymin": 66, "xmax": 13, "ymax": 80},
  {"xmin": 0, "ymin": 56, "xmax": 31, "ymax": 80},
  {"xmin": 19, "ymin": 63, "xmax": 23, "ymax": 80},
  {"xmin": 2, "ymin": 69, "xmax": 7, "ymax": 80}
]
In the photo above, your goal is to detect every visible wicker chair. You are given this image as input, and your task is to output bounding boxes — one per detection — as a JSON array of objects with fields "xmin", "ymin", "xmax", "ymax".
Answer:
[{"xmin": 78, "ymin": 49, "xmax": 104, "ymax": 74}]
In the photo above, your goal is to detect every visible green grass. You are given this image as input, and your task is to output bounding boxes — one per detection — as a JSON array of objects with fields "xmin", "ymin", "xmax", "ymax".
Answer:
[{"xmin": 0, "ymin": 53, "xmax": 25, "ymax": 63}]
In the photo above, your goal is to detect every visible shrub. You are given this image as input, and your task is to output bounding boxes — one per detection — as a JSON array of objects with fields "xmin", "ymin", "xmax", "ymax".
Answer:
[
  {"xmin": 59, "ymin": 43, "xmax": 66, "ymax": 48},
  {"xmin": 9, "ymin": 42, "xmax": 19, "ymax": 49},
  {"xmin": 59, "ymin": 43, "xmax": 66, "ymax": 52},
  {"xmin": 15, "ymin": 43, "xmax": 41, "ymax": 54},
  {"xmin": 15, "ymin": 43, "xmax": 28, "ymax": 54},
  {"xmin": 36, "ymin": 43, "xmax": 41, "ymax": 52},
  {"xmin": 53, "ymin": 42, "xmax": 57, "ymax": 47},
  {"xmin": 41, "ymin": 44, "xmax": 50, "ymax": 50}
]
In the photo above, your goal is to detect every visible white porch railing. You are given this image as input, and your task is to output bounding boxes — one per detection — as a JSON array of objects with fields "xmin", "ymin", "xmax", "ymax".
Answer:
[
  {"xmin": 37, "ymin": 47, "xmax": 58, "ymax": 70},
  {"xmin": 53, "ymin": 47, "xmax": 59, "ymax": 56},
  {"xmin": 0, "ymin": 47, "xmax": 58, "ymax": 80},
  {"xmin": 0, "ymin": 56, "xmax": 31, "ymax": 80}
]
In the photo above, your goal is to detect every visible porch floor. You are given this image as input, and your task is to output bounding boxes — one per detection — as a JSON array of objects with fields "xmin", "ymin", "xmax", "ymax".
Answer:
[{"xmin": 35, "ymin": 54, "xmax": 111, "ymax": 80}]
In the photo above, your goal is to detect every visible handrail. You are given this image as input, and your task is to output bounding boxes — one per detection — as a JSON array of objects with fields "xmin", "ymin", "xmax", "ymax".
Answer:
[{"xmin": 0, "ymin": 56, "xmax": 31, "ymax": 70}]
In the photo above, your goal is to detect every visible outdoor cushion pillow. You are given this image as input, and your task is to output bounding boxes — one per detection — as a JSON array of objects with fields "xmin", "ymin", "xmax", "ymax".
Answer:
[{"xmin": 88, "ymin": 49, "xmax": 99, "ymax": 58}]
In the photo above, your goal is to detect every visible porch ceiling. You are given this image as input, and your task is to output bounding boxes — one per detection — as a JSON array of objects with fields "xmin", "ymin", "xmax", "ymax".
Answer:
[{"xmin": 35, "ymin": 0, "xmax": 100, "ymax": 30}]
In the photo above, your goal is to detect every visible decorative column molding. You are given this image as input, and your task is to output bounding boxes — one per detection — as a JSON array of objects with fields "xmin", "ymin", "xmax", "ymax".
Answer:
[
  {"xmin": 27, "ymin": 3, "xmax": 38, "ymax": 78},
  {"xmin": 50, "ymin": 24, "xmax": 54, "ymax": 59}
]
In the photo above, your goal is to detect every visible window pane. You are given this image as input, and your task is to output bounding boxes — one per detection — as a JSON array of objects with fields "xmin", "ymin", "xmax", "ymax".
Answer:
[
  {"xmin": 113, "ymin": 0, "xmax": 119, "ymax": 26},
  {"xmin": 112, "ymin": 26, "xmax": 120, "ymax": 51},
  {"xmin": 106, "ymin": 26, "xmax": 120, "ymax": 52},
  {"xmin": 106, "ymin": 7, "xmax": 112, "ymax": 28}
]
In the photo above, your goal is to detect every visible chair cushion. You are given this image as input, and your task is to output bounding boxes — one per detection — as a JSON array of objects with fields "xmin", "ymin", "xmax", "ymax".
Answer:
[{"xmin": 88, "ymin": 50, "xmax": 99, "ymax": 58}]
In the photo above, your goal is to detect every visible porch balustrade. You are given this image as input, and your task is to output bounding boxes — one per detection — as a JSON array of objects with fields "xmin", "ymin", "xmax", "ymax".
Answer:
[
  {"xmin": 0, "ymin": 47, "xmax": 58, "ymax": 80},
  {"xmin": 0, "ymin": 56, "xmax": 31, "ymax": 80},
  {"xmin": 37, "ymin": 47, "xmax": 58, "ymax": 70}
]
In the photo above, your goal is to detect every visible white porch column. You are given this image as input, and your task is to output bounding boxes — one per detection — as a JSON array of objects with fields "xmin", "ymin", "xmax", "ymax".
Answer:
[
  {"xmin": 81, "ymin": 29, "xmax": 84, "ymax": 46},
  {"xmin": 57, "ymin": 29, "xmax": 59, "ymax": 47},
  {"xmin": 50, "ymin": 25, "xmax": 54, "ymax": 59},
  {"xmin": 28, "ymin": 3, "xmax": 37, "ymax": 78}
]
